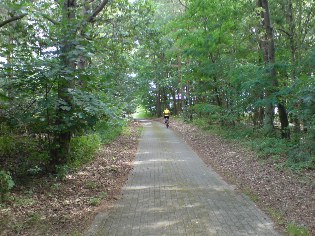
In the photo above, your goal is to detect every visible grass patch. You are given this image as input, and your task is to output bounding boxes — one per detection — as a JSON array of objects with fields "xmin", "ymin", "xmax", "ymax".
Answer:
[
  {"xmin": 9, "ymin": 212, "xmax": 47, "ymax": 234},
  {"xmin": 14, "ymin": 196, "xmax": 36, "ymax": 207},
  {"xmin": 71, "ymin": 231, "xmax": 83, "ymax": 236},
  {"xmin": 50, "ymin": 182, "xmax": 61, "ymax": 191},
  {"xmin": 89, "ymin": 197, "xmax": 101, "ymax": 206},
  {"xmin": 25, "ymin": 212, "xmax": 43, "ymax": 225},
  {"xmin": 243, "ymin": 188, "xmax": 259, "ymax": 202},
  {"xmin": 267, "ymin": 208, "xmax": 286, "ymax": 226},
  {"xmin": 89, "ymin": 191, "xmax": 107, "ymax": 206},
  {"xmin": 286, "ymin": 223, "xmax": 310, "ymax": 236},
  {"xmin": 85, "ymin": 180, "xmax": 98, "ymax": 190}
]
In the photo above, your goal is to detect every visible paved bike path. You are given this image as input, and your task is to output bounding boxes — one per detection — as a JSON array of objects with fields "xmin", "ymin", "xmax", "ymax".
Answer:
[{"xmin": 87, "ymin": 120, "xmax": 280, "ymax": 236}]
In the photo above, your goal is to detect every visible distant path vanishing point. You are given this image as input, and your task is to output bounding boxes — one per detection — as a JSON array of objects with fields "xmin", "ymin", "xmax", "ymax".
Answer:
[{"xmin": 87, "ymin": 120, "xmax": 281, "ymax": 236}]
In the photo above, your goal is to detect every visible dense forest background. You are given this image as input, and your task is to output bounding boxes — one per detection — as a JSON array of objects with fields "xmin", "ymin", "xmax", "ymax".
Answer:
[
  {"xmin": 136, "ymin": 0, "xmax": 315, "ymax": 171},
  {"xmin": 0, "ymin": 0, "xmax": 314, "ymax": 201}
]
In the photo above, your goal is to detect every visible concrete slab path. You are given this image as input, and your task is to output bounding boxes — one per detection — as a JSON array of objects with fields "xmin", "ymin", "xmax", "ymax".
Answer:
[{"xmin": 87, "ymin": 120, "xmax": 281, "ymax": 236}]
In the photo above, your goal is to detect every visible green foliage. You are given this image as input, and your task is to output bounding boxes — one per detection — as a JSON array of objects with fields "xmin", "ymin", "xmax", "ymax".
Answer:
[
  {"xmin": 136, "ymin": 0, "xmax": 315, "ymax": 172},
  {"xmin": 190, "ymin": 104, "xmax": 222, "ymax": 125},
  {"xmin": 0, "ymin": 170, "xmax": 15, "ymax": 201},
  {"xmin": 89, "ymin": 197, "xmax": 102, "ymax": 206},
  {"xmin": 191, "ymin": 117, "xmax": 314, "ymax": 170},
  {"xmin": 133, "ymin": 106, "xmax": 155, "ymax": 119},
  {"xmin": 0, "ymin": 135, "xmax": 14, "ymax": 156},
  {"xmin": 14, "ymin": 195, "xmax": 36, "ymax": 207},
  {"xmin": 95, "ymin": 119, "xmax": 126, "ymax": 144},
  {"xmin": 250, "ymin": 137, "xmax": 289, "ymax": 160},
  {"xmin": 89, "ymin": 192, "xmax": 107, "ymax": 206},
  {"xmin": 192, "ymin": 118, "xmax": 212, "ymax": 130},
  {"xmin": 1, "ymin": 0, "xmax": 314, "ymax": 211},
  {"xmin": 54, "ymin": 165, "xmax": 70, "ymax": 180},
  {"xmin": 285, "ymin": 147, "xmax": 315, "ymax": 170},
  {"xmin": 85, "ymin": 181, "xmax": 98, "ymax": 190},
  {"xmin": 192, "ymin": 103, "xmax": 222, "ymax": 116},
  {"xmin": 0, "ymin": 0, "xmax": 152, "ymax": 174},
  {"xmin": 0, "ymin": 135, "xmax": 49, "ymax": 177},
  {"xmin": 68, "ymin": 134, "xmax": 101, "ymax": 168},
  {"xmin": 65, "ymin": 117, "xmax": 128, "ymax": 169},
  {"xmin": 69, "ymin": 90, "xmax": 110, "ymax": 132},
  {"xmin": 50, "ymin": 182, "xmax": 61, "ymax": 191}
]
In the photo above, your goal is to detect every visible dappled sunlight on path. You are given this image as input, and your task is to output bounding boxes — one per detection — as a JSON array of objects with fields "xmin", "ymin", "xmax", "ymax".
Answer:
[{"xmin": 87, "ymin": 121, "xmax": 281, "ymax": 236}]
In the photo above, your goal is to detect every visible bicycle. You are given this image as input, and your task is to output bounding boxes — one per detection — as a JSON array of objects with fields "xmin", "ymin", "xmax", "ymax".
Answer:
[{"xmin": 164, "ymin": 117, "xmax": 169, "ymax": 128}]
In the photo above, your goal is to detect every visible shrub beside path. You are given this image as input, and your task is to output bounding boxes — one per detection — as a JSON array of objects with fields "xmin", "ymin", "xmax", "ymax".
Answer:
[{"xmin": 87, "ymin": 120, "xmax": 281, "ymax": 235}]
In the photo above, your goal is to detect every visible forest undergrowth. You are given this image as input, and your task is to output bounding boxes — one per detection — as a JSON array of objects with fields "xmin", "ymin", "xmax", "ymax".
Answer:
[{"xmin": 0, "ymin": 121, "xmax": 141, "ymax": 236}]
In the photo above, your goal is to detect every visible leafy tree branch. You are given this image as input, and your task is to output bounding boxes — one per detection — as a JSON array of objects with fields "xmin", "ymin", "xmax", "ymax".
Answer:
[
  {"xmin": 87, "ymin": 0, "xmax": 110, "ymax": 22},
  {"xmin": 0, "ymin": 13, "xmax": 27, "ymax": 27}
]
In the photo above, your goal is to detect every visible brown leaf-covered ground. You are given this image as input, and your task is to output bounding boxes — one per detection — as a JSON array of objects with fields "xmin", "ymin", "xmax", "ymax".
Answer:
[
  {"xmin": 170, "ymin": 119, "xmax": 315, "ymax": 235},
  {"xmin": 1, "ymin": 119, "xmax": 314, "ymax": 235},
  {"xmin": 0, "ymin": 121, "xmax": 141, "ymax": 236}
]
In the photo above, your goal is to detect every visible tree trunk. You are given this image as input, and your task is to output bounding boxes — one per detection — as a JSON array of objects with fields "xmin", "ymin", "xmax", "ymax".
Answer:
[
  {"xmin": 287, "ymin": 0, "xmax": 300, "ymax": 134},
  {"xmin": 177, "ymin": 55, "xmax": 185, "ymax": 113},
  {"xmin": 278, "ymin": 103, "xmax": 290, "ymax": 138},
  {"xmin": 172, "ymin": 92, "xmax": 178, "ymax": 115},
  {"xmin": 177, "ymin": 90, "xmax": 181, "ymax": 112},
  {"xmin": 186, "ymin": 81, "xmax": 193, "ymax": 121},
  {"xmin": 258, "ymin": 0, "xmax": 275, "ymax": 133},
  {"xmin": 51, "ymin": 0, "xmax": 77, "ymax": 168},
  {"xmin": 185, "ymin": 57, "xmax": 192, "ymax": 120},
  {"xmin": 258, "ymin": 0, "xmax": 289, "ymax": 137},
  {"xmin": 253, "ymin": 107, "xmax": 264, "ymax": 128}
]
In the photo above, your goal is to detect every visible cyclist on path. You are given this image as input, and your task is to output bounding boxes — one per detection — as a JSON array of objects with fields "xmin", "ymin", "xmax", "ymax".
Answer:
[{"xmin": 163, "ymin": 107, "xmax": 171, "ymax": 124}]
